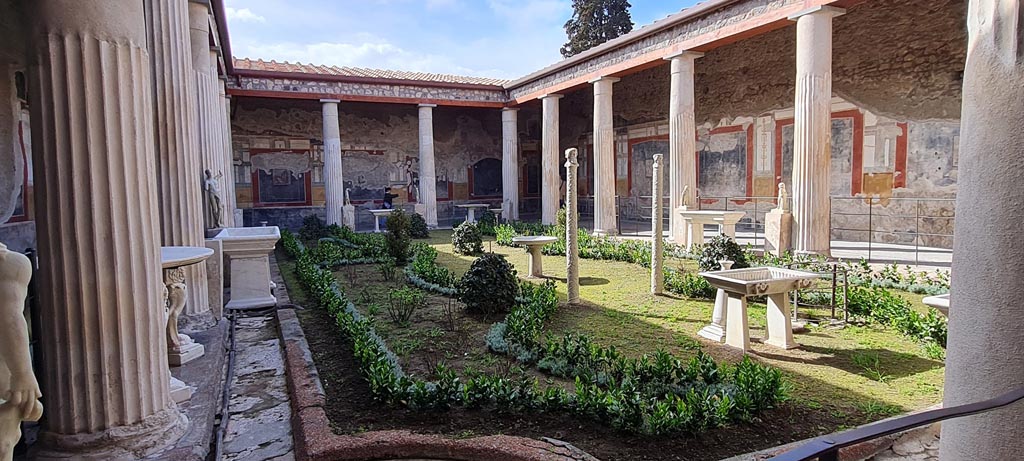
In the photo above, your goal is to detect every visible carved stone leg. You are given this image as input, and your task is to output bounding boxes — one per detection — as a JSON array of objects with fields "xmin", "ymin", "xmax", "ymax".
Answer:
[
  {"xmin": 698, "ymin": 288, "xmax": 728, "ymax": 342},
  {"xmin": 724, "ymin": 294, "xmax": 750, "ymax": 352},
  {"xmin": 765, "ymin": 293, "xmax": 799, "ymax": 349},
  {"xmin": 164, "ymin": 267, "xmax": 205, "ymax": 367},
  {"xmin": 527, "ymin": 246, "xmax": 544, "ymax": 278}
]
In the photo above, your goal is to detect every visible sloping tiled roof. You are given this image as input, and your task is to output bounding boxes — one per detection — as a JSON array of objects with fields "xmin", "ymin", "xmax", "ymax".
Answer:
[{"xmin": 233, "ymin": 58, "xmax": 511, "ymax": 87}]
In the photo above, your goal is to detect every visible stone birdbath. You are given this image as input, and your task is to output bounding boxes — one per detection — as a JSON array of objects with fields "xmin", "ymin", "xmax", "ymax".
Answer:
[
  {"xmin": 455, "ymin": 203, "xmax": 490, "ymax": 223},
  {"xmin": 922, "ymin": 293, "xmax": 950, "ymax": 317},
  {"xmin": 512, "ymin": 235, "xmax": 558, "ymax": 278},
  {"xmin": 368, "ymin": 208, "xmax": 396, "ymax": 233},
  {"xmin": 700, "ymin": 266, "xmax": 819, "ymax": 352},
  {"xmin": 215, "ymin": 226, "xmax": 281, "ymax": 311},
  {"xmin": 160, "ymin": 245, "xmax": 214, "ymax": 402}
]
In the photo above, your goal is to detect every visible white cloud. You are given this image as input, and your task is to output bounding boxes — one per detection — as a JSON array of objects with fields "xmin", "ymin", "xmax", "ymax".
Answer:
[{"xmin": 226, "ymin": 7, "xmax": 266, "ymax": 23}]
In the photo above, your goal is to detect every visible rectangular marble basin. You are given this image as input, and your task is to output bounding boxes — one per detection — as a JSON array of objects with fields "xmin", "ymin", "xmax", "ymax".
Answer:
[
  {"xmin": 215, "ymin": 226, "xmax": 280, "ymax": 310},
  {"xmin": 700, "ymin": 266, "xmax": 819, "ymax": 296},
  {"xmin": 215, "ymin": 226, "xmax": 281, "ymax": 255}
]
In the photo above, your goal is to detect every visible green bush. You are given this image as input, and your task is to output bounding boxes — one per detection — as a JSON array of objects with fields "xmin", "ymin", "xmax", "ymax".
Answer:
[
  {"xmin": 846, "ymin": 286, "xmax": 947, "ymax": 348},
  {"xmin": 478, "ymin": 209, "xmax": 498, "ymax": 236},
  {"xmin": 299, "ymin": 215, "xmax": 331, "ymax": 241},
  {"xmin": 458, "ymin": 253, "xmax": 518, "ymax": 316},
  {"xmin": 452, "ymin": 221, "xmax": 484, "ymax": 255},
  {"xmin": 409, "ymin": 212, "xmax": 430, "ymax": 239},
  {"xmin": 697, "ymin": 235, "xmax": 748, "ymax": 271},
  {"xmin": 495, "ymin": 223, "xmax": 516, "ymax": 246},
  {"xmin": 385, "ymin": 209, "xmax": 412, "ymax": 264},
  {"xmin": 666, "ymin": 271, "xmax": 716, "ymax": 299},
  {"xmin": 409, "ymin": 245, "xmax": 457, "ymax": 289},
  {"xmin": 386, "ymin": 286, "xmax": 425, "ymax": 325}
]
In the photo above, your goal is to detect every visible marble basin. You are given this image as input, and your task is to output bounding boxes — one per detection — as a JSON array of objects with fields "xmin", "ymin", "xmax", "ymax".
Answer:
[
  {"xmin": 512, "ymin": 236, "xmax": 558, "ymax": 278},
  {"xmin": 215, "ymin": 226, "xmax": 280, "ymax": 310},
  {"xmin": 700, "ymin": 266, "xmax": 819, "ymax": 296},
  {"xmin": 922, "ymin": 293, "xmax": 950, "ymax": 316}
]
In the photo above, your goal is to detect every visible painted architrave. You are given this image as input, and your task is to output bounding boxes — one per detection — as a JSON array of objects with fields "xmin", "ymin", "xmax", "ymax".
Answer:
[
  {"xmin": 776, "ymin": 109, "xmax": 866, "ymax": 196},
  {"xmin": 227, "ymin": 88, "xmax": 506, "ymax": 109},
  {"xmin": 249, "ymin": 148, "xmax": 314, "ymax": 207}
]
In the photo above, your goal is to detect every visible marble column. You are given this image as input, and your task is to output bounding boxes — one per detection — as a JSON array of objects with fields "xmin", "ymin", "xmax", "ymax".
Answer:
[
  {"xmin": 591, "ymin": 77, "xmax": 619, "ymax": 236},
  {"xmin": 189, "ymin": 1, "xmax": 224, "ymax": 231},
  {"xmin": 418, "ymin": 104, "xmax": 438, "ymax": 227},
  {"xmin": 501, "ymin": 108, "xmax": 520, "ymax": 222},
  {"xmin": 650, "ymin": 154, "xmax": 664, "ymax": 294},
  {"xmin": 322, "ymin": 99, "xmax": 344, "ymax": 226},
  {"xmin": 540, "ymin": 94, "xmax": 562, "ymax": 225},
  {"xmin": 148, "ymin": 0, "xmax": 212, "ymax": 330},
  {"xmin": 789, "ymin": 6, "xmax": 844, "ymax": 256},
  {"xmin": 27, "ymin": 1, "xmax": 186, "ymax": 457},
  {"xmin": 565, "ymin": 148, "xmax": 580, "ymax": 304},
  {"xmin": 219, "ymin": 79, "xmax": 238, "ymax": 225},
  {"xmin": 941, "ymin": 1, "xmax": 1024, "ymax": 460},
  {"xmin": 665, "ymin": 51, "xmax": 703, "ymax": 244}
]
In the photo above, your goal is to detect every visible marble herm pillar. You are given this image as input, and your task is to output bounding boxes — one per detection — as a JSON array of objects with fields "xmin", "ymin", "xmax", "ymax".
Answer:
[
  {"xmin": 540, "ymin": 94, "xmax": 563, "ymax": 225},
  {"xmin": 322, "ymin": 99, "xmax": 344, "ymax": 226},
  {"xmin": 941, "ymin": 2, "xmax": 1024, "ymax": 460},
  {"xmin": 789, "ymin": 6, "xmax": 844, "ymax": 256},
  {"xmin": 28, "ymin": 0, "xmax": 186, "ymax": 457},
  {"xmin": 665, "ymin": 51, "xmax": 702, "ymax": 244},
  {"xmin": 591, "ymin": 77, "xmax": 620, "ymax": 236},
  {"xmin": 501, "ymin": 108, "xmax": 520, "ymax": 221},
  {"xmin": 149, "ymin": 0, "xmax": 213, "ymax": 330},
  {"xmin": 418, "ymin": 104, "xmax": 439, "ymax": 228},
  {"xmin": 650, "ymin": 154, "xmax": 664, "ymax": 294},
  {"xmin": 565, "ymin": 148, "xmax": 580, "ymax": 304}
]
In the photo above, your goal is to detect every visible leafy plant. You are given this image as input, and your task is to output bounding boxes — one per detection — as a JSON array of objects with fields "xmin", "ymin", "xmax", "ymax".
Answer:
[
  {"xmin": 409, "ymin": 212, "xmax": 430, "ymax": 239},
  {"xmin": 452, "ymin": 221, "xmax": 484, "ymax": 255},
  {"xmin": 458, "ymin": 253, "xmax": 518, "ymax": 316},
  {"xmin": 697, "ymin": 235, "xmax": 748, "ymax": 271},
  {"xmin": 386, "ymin": 286, "xmax": 425, "ymax": 325},
  {"xmin": 385, "ymin": 209, "xmax": 412, "ymax": 264},
  {"xmin": 478, "ymin": 209, "xmax": 498, "ymax": 236},
  {"xmin": 495, "ymin": 223, "xmax": 517, "ymax": 246},
  {"xmin": 378, "ymin": 261, "xmax": 398, "ymax": 282},
  {"xmin": 299, "ymin": 215, "xmax": 331, "ymax": 241}
]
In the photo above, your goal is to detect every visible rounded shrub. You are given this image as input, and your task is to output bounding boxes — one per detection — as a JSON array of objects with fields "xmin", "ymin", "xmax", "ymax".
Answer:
[
  {"xmin": 385, "ymin": 209, "xmax": 412, "ymax": 264},
  {"xmin": 458, "ymin": 253, "xmax": 518, "ymax": 316},
  {"xmin": 477, "ymin": 209, "xmax": 497, "ymax": 235},
  {"xmin": 452, "ymin": 221, "xmax": 484, "ymax": 255},
  {"xmin": 409, "ymin": 212, "xmax": 430, "ymax": 239},
  {"xmin": 697, "ymin": 235, "xmax": 748, "ymax": 271}
]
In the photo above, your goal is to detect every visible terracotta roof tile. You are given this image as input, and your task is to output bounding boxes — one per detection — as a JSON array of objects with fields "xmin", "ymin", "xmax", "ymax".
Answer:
[{"xmin": 233, "ymin": 58, "xmax": 510, "ymax": 87}]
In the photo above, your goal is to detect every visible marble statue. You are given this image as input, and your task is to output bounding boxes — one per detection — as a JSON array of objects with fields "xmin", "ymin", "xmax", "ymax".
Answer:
[
  {"xmin": 681, "ymin": 185, "xmax": 692, "ymax": 208},
  {"xmin": 0, "ymin": 243, "xmax": 43, "ymax": 461},
  {"xmin": 204, "ymin": 169, "xmax": 224, "ymax": 229},
  {"xmin": 777, "ymin": 182, "xmax": 790, "ymax": 212},
  {"xmin": 344, "ymin": 187, "xmax": 352, "ymax": 206}
]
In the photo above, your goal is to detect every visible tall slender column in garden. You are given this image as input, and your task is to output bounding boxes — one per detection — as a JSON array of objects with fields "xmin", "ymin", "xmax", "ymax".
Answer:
[
  {"xmin": 591, "ymin": 76, "xmax": 619, "ymax": 236},
  {"xmin": 941, "ymin": 1, "xmax": 1024, "ymax": 460},
  {"xmin": 501, "ymin": 108, "xmax": 520, "ymax": 221},
  {"xmin": 148, "ymin": 0, "xmax": 212, "ymax": 329},
  {"xmin": 322, "ymin": 99, "xmax": 344, "ymax": 226},
  {"xmin": 565, "ymin": 148, "xmax": 580, "ymax": 304},
  {"xmin": 789, "ymin": 6, "xmax": 843, "ymax": 256},
  {"xmin": 665, "ymin": 51, "xmax": 702, "ymax": 244},
  {"xmin": 28, "ymin": 0, "xmax": 186, "ymax": 456},
  {"xmin": 650, "ymin": 154, "xmax": 664, "ymax": 294},
  {"xmin": 418, "ymin": 104, "xmax": 438, "ymax": 227},
  {"xmin": 540, "ymin": 94, "xmax": 562, "ymax": 225}
]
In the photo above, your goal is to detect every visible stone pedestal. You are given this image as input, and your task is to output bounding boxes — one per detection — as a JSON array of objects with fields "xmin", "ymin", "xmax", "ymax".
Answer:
[
  {"xmin": 591, "ymin": 77, "xmax": 619, "ymax": 236},
  {"xmin": 216, "ymin": 227, "xmax": 281, "ymax": 310},
  {"xmin": 322, "ymin": 99, "xmax": 345, "ymax": 226},
  {"xmin": 565, "ymin": 148, "xmax": 580, "ymax": 304},
  {"xmin": 724, "ymin": 295, "xmax": 750, "ymax": 351},
  {"xmin": 765, "ymin": 293, "xmax": 798, "ymax": 349},
  {"xmin": 205, "ymin": 239, "xmax": 224, "ymax": 320},
  {"xmin": 665, "ymin": 51, "xmax": 702, "ymax": 244},
  {"xmin": 650, "ymin": 154, "xmax": 664, "ymax": 294},
  {"xmin": 28, "ymin": 1, "xmax": 186, "ymax": 456},
  {"xmin": 342, "ymin": 204, "xmax": 356, "ymax": 228},
  {"xmin": 513, "ymin": 236, "xmax": 557, "ymax": 278},
  {"xmin": 233, "ymin": 209, "xmax": 243, "ymax": 227},
  {"xmin": 168, "ymin": 377, "xmax": 192, "ymax": 404},
  {"xmin": 501, "ymin": 108, "xmax": 520, "ymax": 222},
  {"xmin": 764, "ymin": 209, "xmax": 793, "ymax": 256},
  {"xmin": 540, "ymin": 94, "xmax": 563, "ymax": 225},
  {"xmin": 698, "ymin": 260, "xmax": 733, "ymax": 342},
  {"xmin": 418, "ymin": 104, "xmax": 439, "ymax": 228}
]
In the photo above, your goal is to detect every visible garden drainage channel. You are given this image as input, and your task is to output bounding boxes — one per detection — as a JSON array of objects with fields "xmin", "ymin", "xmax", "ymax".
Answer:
[{"xmin": 214, "ymin": 306, "xmax": 296, "ymax": 461}]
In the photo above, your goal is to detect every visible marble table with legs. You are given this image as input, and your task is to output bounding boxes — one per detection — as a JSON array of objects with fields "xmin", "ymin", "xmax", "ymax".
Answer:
[
  {"xmin": 455, "ymin": 204, "xmax": 490, "ymax": 224},
  {"xmin": 161, "ymin": 246, "xmax": 214, "ymax": 403},
  {"xmin": 675, "ymin": 209, "xmax": 746, "ymax": 250},
  {"xmin": 368, "ymin": 208, "xmax": 396, "ymax": 232},
  {"xmin": 512, "ymin": 235, "xmax": 558, "ymax": 278}
]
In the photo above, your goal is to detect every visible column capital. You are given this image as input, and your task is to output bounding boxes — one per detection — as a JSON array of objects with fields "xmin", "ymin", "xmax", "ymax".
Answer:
[
  {"xmin": 588, "ymin": 76, "xmax": 620, "ymax": 84},
  {"xmin": 664, "ymin": 50, "xmax": 704, "ymax": 61},
  {"xmin": 418, "ymin": 103, "xmax": 437, "ymax": 108},
  {"xmin": 319, "ymin": 98, "xmax": 341, "ymax": 104},
  {"xmin": 788, "ymin": 5, "xmax": 845, "ymax": 21},
  {"xmin": 539, "ymin": 93, "xmax": 564, "ymax": 100}
]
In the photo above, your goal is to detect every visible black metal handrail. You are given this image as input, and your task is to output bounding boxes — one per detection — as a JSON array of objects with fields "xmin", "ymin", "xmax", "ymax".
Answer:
[{"xmin": 767, "ymin": 386, "xmax": 1024, "ymax": 461}]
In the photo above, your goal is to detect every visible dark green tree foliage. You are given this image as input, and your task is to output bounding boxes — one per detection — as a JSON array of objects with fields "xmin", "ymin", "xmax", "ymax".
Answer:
[
  {"xmin": 385, "ymin": 209, "xmax": 412, "ymax": 264},
  {"xmin": 409, "ymin": 212, "xmax": 430, "ymax": 239},
  {"xmin": 697, "ymin": 235, "xmax": 749, "ymax": 272},
  {"xmin": 561, "ymin": 0, "xmax": 633, "ymax": 58},
  {"xmin": 458, "ymin": 253, "xmax": 519, "ymax": 316}
]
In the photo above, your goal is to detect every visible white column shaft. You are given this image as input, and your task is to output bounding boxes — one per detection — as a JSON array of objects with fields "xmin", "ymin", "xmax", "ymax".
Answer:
[
  {"xmin": 651, "ymin": 154, "xmax": 664, "ymax": 294},
  {"xmin": 418, "ymin": 104, "xmax": 438, "ymax": 227},
  {"xmin": 220, "ymin": 84, "xmax": 237, "ymax": 224},
  {"xmin": 791, "ymin": 8, "xmax": 839, "ymax": 255},
  {"xmin": 540, "ymin": 95, "xmax": 562, "ymax": 225},
  {"xmin": 565, "ymin": 148, "xmax": 580, "ymax": 304},
  {"xmin": 941, "ymin": 1, "xmax": 1024, "ymax": 460},
  {"xmin": 321, "ymin": 100, "xmax": 344, "ymax": 225},
  {"xmin": 501, "ymin": 108, "xmax": 520, "ymax": 221},
  {"xmin": 592, "ymin": 77, "xmax": 619, "ymax": 236},
  {"xmin": 667, "ymin": 52, "xmax": 701, "ymax": 244},
  {"xmin": 28, "ymin": 0, "xmax": 185, "ymax": 454}
]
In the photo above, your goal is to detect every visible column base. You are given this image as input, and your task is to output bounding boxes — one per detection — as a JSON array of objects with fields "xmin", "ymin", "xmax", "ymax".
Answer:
[
  {"xmin": 33, "ymin": 407, "xmax": 187, "ymax": 460},
  {"xmin": 169, "ymin": 376, "xmax": 193, "ymax": 403},
  {"xmin": 698, "ymin": 324, "xmax": 725, "ymax": 342}
]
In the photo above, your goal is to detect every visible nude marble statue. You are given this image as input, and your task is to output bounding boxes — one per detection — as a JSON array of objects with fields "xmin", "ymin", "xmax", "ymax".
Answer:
[
  {"xmin": 204, "ymin": 169, "xmax": 225, "ymax": 229},
  {"xmin": 0, "ymin": 243, "xmax": 43, "ymax": 461}
]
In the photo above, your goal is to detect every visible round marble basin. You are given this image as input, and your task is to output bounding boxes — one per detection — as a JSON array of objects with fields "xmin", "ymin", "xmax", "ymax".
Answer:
[
  {"xmin": 922, "ymin": 293, "xmax": 949, "ymax": 316},
  {"xmin": 161, "ymin": 246, "xmax": 214, "ymax": 269},
  {"xmin": 511, "ymin": 235, "xmax": 558, "ymax": 246},
  {"xmin": 512, "ymin": 236, "xmax": 558, "ymax": 278}
]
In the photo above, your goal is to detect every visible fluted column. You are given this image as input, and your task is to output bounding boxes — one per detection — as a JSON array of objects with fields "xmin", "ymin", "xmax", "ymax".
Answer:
[
  {"xmin": 941, "ymin": 1, "xmax": 1024, "ymax": 460},
  {"xmin": 322, "ymin": 99, "xmax": 344, "ymax": 225},
  {"xmin": 665, "ymin": 51, "xmax": 703, "ymax": 244},
  {"xmin": 189, "ymin": 2, "xmax": 225, "ymax": 230},
  {"xmin": 591, "ymin": 77, "xmax": 619, "ymax": 236},
  {"xmin": 220, "ymin": 81, "xmax": 238, "ymax": 225},
  {"xmin": 28, "ymin": 1, "xmax": 186, "ymax": 456},
  {"xmin": 789, "ymin": 6, "xmax": 844, "ymax": 256},
  {"xmin": 501, "ymin": 108, "xmax": 520, "ymax": 221},
  {"xmin": 418, "ymin": 104, "xmax": 439, "ymax": 227},
  {"xmin": 148, "ymin": 0, "xmax": 212, "ymax": 329},
  {"xmin": 540, "ymin": 94, "xmax": 563, "ymax": 225}
]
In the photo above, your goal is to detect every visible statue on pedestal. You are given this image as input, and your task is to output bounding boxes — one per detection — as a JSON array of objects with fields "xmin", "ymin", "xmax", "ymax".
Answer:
[
  {"xmin": 776, "ymin": 182, "xmax": 790, "ymax": 213},
  {"xmin": 0, "ymin": 243, "xmax": 43, "ymax": 461},
  {"xmin": 204, "ymin": 170, "xmax": 225, "ymax": 229}
]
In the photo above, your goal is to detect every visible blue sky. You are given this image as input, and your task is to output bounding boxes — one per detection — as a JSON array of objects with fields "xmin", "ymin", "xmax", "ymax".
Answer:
[{"xmin": 225, "ymin": 0, "xmax": 702, "ymax": 80}]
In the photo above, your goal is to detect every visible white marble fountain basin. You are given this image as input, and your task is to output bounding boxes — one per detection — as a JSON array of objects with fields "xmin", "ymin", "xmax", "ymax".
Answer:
[
  {"xmin": 700, "ymin": 266, "xmax": 819, "ymax": 296},
  {"xmin": 215, "ymin": 226, "xmax": 281, "ymax": 310}
]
